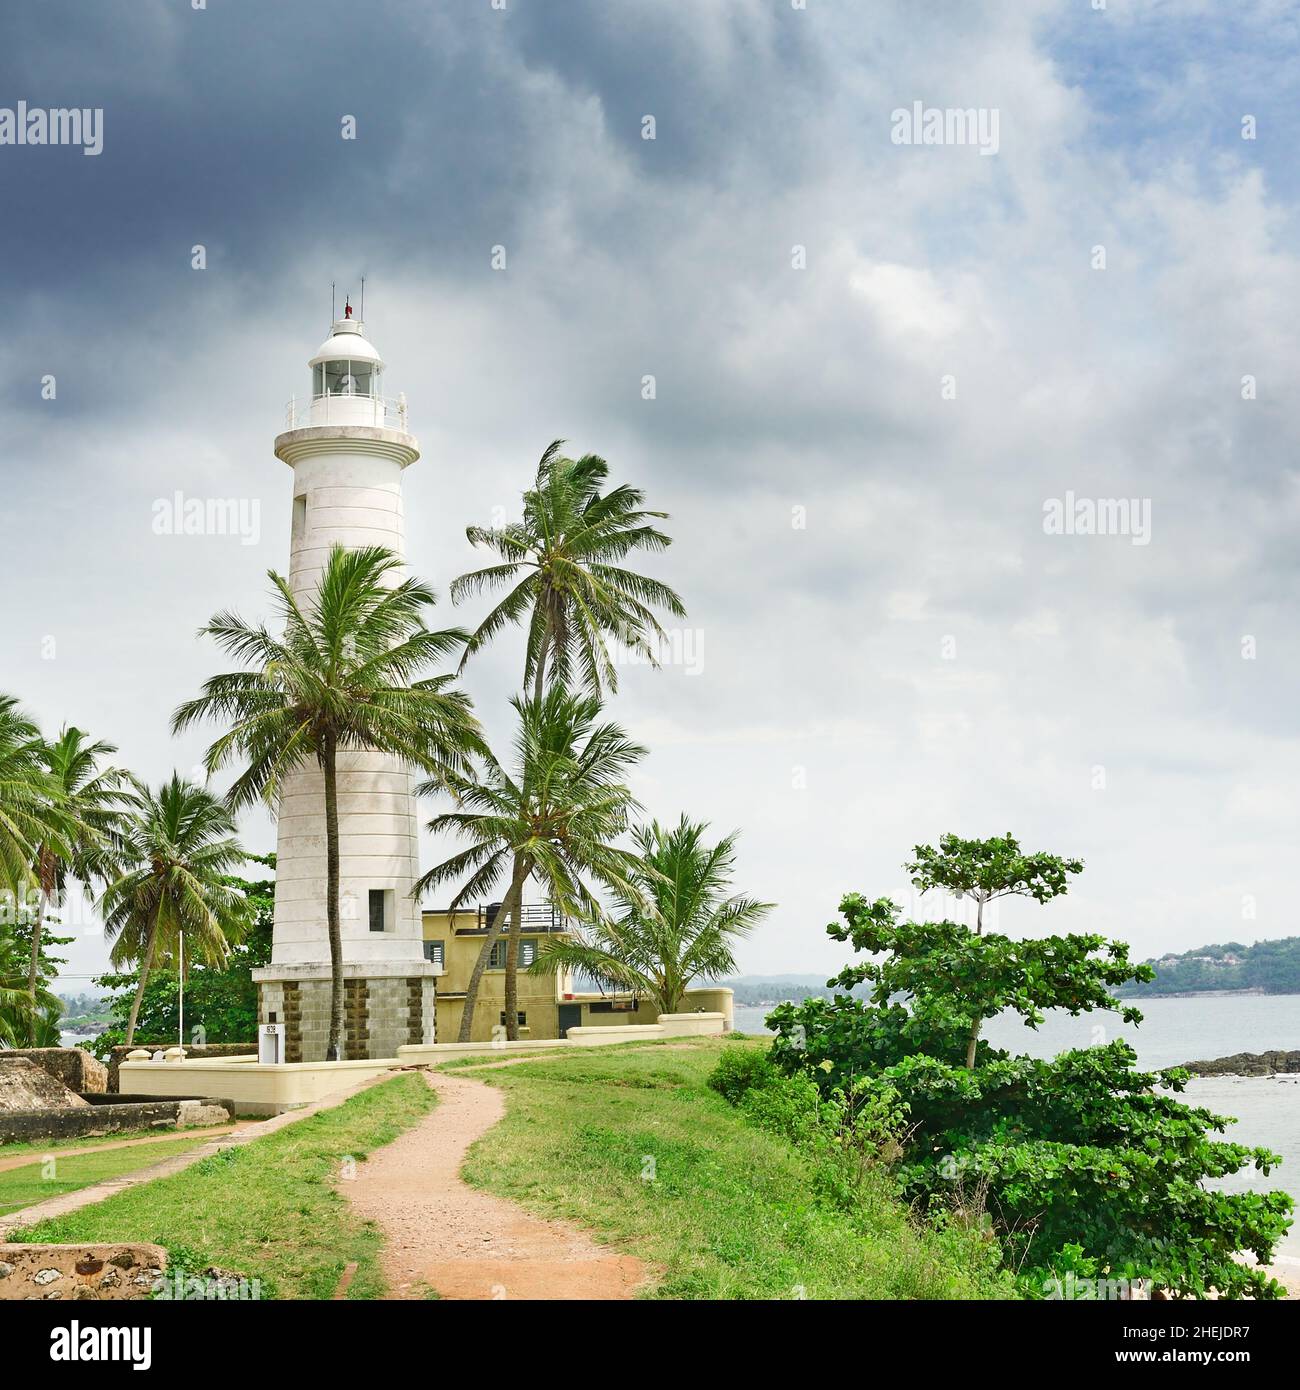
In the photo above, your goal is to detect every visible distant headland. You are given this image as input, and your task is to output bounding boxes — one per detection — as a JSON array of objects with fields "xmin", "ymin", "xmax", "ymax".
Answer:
[{"xmin": 1120, "ymin": 937, "xmax": 1300, "ymax": 998}]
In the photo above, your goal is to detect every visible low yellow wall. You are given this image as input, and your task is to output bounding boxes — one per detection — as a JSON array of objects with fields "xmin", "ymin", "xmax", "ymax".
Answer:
[
  {"xmin": 565, "ymin": 987, "xmax": 734, "ymax": 1034},
  {"xmin": 117, "ymin": 1056, "xmax": 397, "ymax": 1115},
  {"xmin": 657, "ymin": 1012, "xmax": 726, "ymax": 1037},
  {"xmin": 399, "ymin": 1038, "xmax": 570, "ymax": 1063},
  {"xmin": 682, "ymin": 988, "xmax": 735, "ymax": 1031},
  {"xmin": 566, "ymin": 1024, "xmax": 666, "ymax": 1044}
]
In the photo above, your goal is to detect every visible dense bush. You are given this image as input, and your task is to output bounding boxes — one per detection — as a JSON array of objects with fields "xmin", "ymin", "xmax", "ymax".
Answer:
[
  {"xmin": 765, "ymin": 836, "xmax": 1294, "ymax": 1300},
  {"xmin": 708, "ymin": 1044, "xmax": 1007, "ymax": 1288},
  {"xmin": 707, "ymin": 1044, "xmax": 777, "ymax": 1105}
]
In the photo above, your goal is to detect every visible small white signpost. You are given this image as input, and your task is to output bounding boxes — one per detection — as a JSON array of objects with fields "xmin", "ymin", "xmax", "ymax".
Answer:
[{"xmin": 258, "ymin": 1023, "xmax": 284, "ymax": 1065}]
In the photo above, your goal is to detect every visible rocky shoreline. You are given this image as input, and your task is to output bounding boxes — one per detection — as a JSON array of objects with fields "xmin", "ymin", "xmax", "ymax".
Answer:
[{"xmin": 1181, "ymin": 1050, "xmax": 1300, "ymax": 1077}]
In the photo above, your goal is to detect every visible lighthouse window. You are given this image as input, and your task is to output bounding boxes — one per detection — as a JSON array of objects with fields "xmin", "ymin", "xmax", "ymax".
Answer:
[
  {"xmin": 369, "ymin": 889, "xmax": 389, "ymax": 933},
  {"xmin": 322, "ymin": 360, "xmax": 374, "ymax": 396},
  {"xmin": 313, "ymin": 364, "xmax": 324, "ymax": 396}
]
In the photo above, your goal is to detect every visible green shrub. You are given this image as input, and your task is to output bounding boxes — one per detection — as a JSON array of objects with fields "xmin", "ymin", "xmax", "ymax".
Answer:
[
  {"xmin": 739, "ymin": 1069, "xmax": 825, "ymax": 1146},
  {"xmin": 707, "ymin": 1045, "xmax": 776, "ymax": 1105}
]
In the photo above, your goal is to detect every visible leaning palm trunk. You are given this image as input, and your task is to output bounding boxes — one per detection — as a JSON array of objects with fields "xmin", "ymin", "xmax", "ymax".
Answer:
[
  {"xmin": 503, "ymin": 903, "xmax": 525, "ymax": 1042},
  {"xmin": 25, "ymin": 896, "xmax": 44, "ymax": 1003},
  {"xmin": 323, "ymin": 735, "xmax": 345, "ymax": 1062},
  {"xmin": 24, "ymin": 892, "xmax": 46, "ymax": 1046},
  {"xmin": 458, "ymin": 861, "xmax": 527, "ymax": 1042},
  {"xmin": 964, "ymin": 896, "xmax": 987, "ymax": 1069},
  {"xmin": 501, "ymin": 646, "xmax": 552, "ymax": 1043},
  {"xmin": 124, "ymin": 912, "xmax": 161, "ymax": 1047},
  {"xmin": 26, "ymin": 845, "xmax": 54, "ymax": 1004}
]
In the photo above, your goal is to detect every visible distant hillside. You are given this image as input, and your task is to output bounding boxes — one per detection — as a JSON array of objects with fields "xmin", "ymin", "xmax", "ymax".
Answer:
[
  {"xmin": 720, "ymin": 975, "xmax": 858, "ymax": 1007},
  {"xmin": 1123, "ymin": 937, "xmax": 1300, "ymax": 997}
]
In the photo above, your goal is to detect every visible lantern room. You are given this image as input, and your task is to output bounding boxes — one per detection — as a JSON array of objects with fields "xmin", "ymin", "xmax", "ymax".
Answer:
[
  {"xmin": 310, "ymin": 312, "xmax": 383, "ymax": 397},
  {"xmin": 289, "ymin": 303, "xmax": 407, "ymax": 431}
]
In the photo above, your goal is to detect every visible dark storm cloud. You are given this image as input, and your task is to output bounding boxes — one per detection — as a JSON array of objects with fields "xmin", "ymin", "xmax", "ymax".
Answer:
[{"xmin": 4, "ymin": 0, "xmax": 1300, "ymax": 981}]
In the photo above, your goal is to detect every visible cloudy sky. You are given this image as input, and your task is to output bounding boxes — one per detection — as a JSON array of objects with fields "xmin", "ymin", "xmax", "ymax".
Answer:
[{"xmin": 3, "ymin": 0, "xmax": 1299, "ymax": 986}]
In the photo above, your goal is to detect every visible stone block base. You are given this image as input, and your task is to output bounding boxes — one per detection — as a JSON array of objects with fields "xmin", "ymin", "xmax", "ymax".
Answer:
[
  {"xmin": 257, "ymin": 970, "xmax": 436, "ymax": 1062},
  {"xmin": 0, "ymin": 1243, "xmax": 167, "ymax": 1301}
]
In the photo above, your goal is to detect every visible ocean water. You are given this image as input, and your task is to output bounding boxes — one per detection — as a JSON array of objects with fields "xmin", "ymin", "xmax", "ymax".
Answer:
[{"xmin": 733, "ymin": 993, "xmax": 1300, "ymax": 1257}]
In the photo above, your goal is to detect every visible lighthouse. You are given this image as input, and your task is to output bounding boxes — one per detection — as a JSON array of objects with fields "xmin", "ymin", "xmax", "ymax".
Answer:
[{"xmin": 251, "ymin": 307, "xmax": 438, "ymax": 1061}]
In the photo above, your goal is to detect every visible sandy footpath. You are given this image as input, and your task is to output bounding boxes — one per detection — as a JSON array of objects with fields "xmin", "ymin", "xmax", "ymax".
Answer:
[{"xmin": 343, "ymin": 1069, "xmax": 647, "ymax": 1300}]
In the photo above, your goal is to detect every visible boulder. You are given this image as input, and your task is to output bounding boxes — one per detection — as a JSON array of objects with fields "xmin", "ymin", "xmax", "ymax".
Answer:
[
  {"xmin": 1, "ymin": 1047, "xmax": 107, "ymax": 1094},
  {"xmin": 0, "ymin": 1057, "xmax": 88, "ymax": 1112},
  {"xmin": 1180, "ymin": 1049, "xmax": 1300, "ymax": 1077}
]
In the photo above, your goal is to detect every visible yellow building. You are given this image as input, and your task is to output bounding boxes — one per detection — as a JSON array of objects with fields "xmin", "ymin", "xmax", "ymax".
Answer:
[{"xmin": 421, "ymin": 902, "xmax": 734, "ymax": 1042}]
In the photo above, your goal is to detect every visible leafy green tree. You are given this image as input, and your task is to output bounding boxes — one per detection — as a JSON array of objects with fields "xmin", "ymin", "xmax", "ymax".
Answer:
[
  {"xmin": 0, "ymin": 909, "xmax": 67, "ymax": 1046},
  {"xmin": 99, "ymin": 776, "xmax": 248, "ymax": 1045},
  {"xmin": 26, "ymin": 727, "xmax": 127, "ymax": 1024},
  {"xmin": 534, "ymin": 815, "xmax": 773, "ymax": 1015},
  {"xmin": 767, "ymin": 836, "xmax": 1294, "ymax": 1299},
  {"xmin": 173, "ymin": 545, "xmax": 481, "ymax": 1061},
  {"xmin": 417, "ymin": 688, "xmax": 645, "ymax": 1041},
  {"xmin": 905, "ymin": 833, "xmax": 1083, "ymax": 1066},
  {"xmin": 451, "ymin": 446, "xmax": 685, "ymax": 1017},
  {"xmin": 92, "ymin": 854, "xmax": 275, "ymax": 1057}
]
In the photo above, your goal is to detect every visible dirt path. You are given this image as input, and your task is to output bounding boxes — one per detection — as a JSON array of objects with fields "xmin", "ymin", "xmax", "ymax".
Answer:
[{"xmin": 344, "ymin": 1070, "xmax": 648, "ymax": 1300}]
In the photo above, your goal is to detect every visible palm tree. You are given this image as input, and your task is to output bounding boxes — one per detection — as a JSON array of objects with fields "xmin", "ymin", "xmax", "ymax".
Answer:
[
  {"xmin": 452, "ymin": 442, "xmax": 687, "ymax": 700},
  {"xmin": 532, "ymin": 816, "xmax": 773, "ymax": 1016},
  {"xmin": 99, "ymin": 776, "xmax": 247, "ymax": 1046},
  {"xmin": 417, "ymin": 687, "xmax": 646, "ymax": 1041},
  {"xmin": 173, "ymin": 544, "xmax": 481, "ymax": 1061},
  {"xmin": 0, "ymin": 695, "xmax": 60, "ymax": 928},
  {"xmin": 450, "ymin": 446, "xmax": 685, "ymax": 1019},
  {"xmin": 26, "ymin": 727, "xmax": 127, "ymax": 1020}
]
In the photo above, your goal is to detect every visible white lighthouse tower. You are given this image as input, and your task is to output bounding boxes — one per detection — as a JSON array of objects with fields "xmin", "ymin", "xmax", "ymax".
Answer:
[{"xmin": 251, "ymin": 304, "xmax": 437, "ymax": 1061}]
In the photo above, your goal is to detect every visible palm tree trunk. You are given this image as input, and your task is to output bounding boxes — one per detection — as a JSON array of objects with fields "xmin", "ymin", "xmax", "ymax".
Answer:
[
  {"xmin": 458, "ymin": 860, "xmax": 527, "ymax": 1042},
  {"xmin": 26, "ymin": 846, "xmax": 52, "ymax": 1003},
  {"xmin": 498, "ymin": 635, "xmax": 551, "ymax": 1042},
  {"xmin": 503, "ymin": 895, "xmax": 524, "ymax": 1042},
  {"xmin": 124, "ymin": 912, "xmax": 160, "ymax": 1047},
  {"xmin": 25, "ymin": 895, "xmax": 43, "ymax": 1002},
  {"xmin": 323, "ymin": 734, "xmax": 345, "ymax": 1062},
  {"xmin": 533, "ymin": 645, "xmax": 547, "ymax": 704},
  {"xmin": 964, "ymin": 894, "xmax": 985, "ymax": 1069}
]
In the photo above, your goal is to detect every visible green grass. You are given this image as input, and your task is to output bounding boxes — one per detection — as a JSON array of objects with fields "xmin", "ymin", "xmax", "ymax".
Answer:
[
  {"xmin": 0, "ymin": 1136, "xmax": 213, "ymax": 1217},
  {"xmin": 0, "ymin": 1125, "xmax": 230, "ymax": 1161},
  {"xmin": 434, "ymin": 1036, "xmax": 686, "ymax": 1071},
  {"xmin": 11, "ymin": 1074, "xmax": 436, "ymax": 1300},
  {"xmin": 459, "ymin": 1039, "xmax": 1015, "ymax": 1299}
]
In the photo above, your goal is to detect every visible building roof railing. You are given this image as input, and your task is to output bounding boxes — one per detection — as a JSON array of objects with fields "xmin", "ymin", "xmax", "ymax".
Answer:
[{"xmin": 422, "ymin": 902, "xmax": 570, "ymax": 935}]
